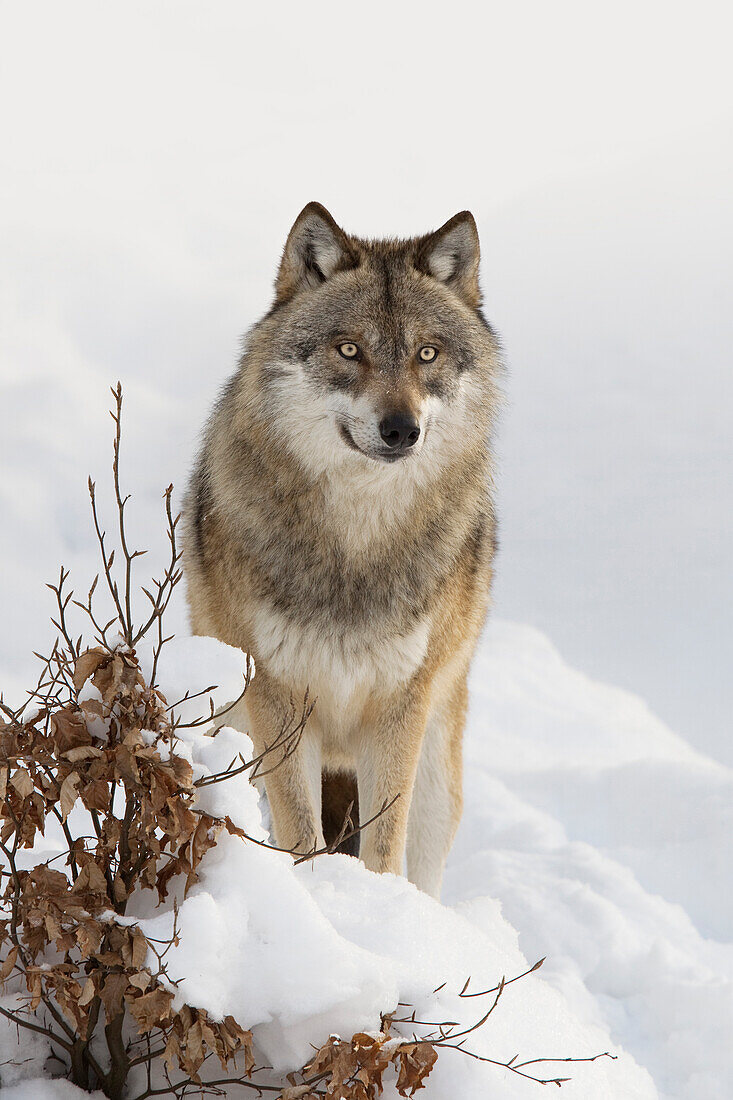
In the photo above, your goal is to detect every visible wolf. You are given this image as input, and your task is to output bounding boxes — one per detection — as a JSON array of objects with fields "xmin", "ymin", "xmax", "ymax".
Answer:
[{"xmin": 183, "ymin": 202, "xmax": 500, "ymax": 898}]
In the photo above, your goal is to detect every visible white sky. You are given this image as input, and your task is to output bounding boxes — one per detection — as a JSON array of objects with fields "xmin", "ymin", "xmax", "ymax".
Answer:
[{"xmin": 3, "ymin": 2, "xmax": 731, "ymax": 229}]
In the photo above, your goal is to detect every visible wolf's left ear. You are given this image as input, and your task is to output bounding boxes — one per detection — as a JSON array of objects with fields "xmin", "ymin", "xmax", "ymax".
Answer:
[
  {"xmin": 416, "ymin": 211, "xmax": 481, "ymax": 309},
  {"xmin": 275, "ymin": 202, "xmax": 358, "ymax": 302}
]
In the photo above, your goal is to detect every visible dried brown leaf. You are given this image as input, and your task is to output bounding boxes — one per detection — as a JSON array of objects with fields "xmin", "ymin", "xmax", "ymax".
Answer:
[
  {"xmin": 0, "ymin": 945, "xmax": 18, "ymax": 982},
  {"xmin": 80, "ymin": 777, "xmax": 110, "ymax": 812},
  {"xmin": 62, "ymin": 745, "xmax": 103, "ymax": 763},
  {"xmin": 128, "ymin": 969, "xmax": 151, "ymax": 991},
  {"xmin": 78, "ymin": 976, "xmax": 97, "ymax": 1007},
  {"xmin": 59, "ymin": 771, "xmax": 81, "ymax": 821},
  {"xmin": 164, "ymin": 1029, "xmax": 181, "ymax": 1072},
  {"xmin": 184, "ymin": 1018, "xmax": 205, "ymax": 1074},
  {"xmin": 73, "ymin": 648, "xmax": 108, "ymax": 693},
  {"xmin": 71, "ymin": 860, "xmax": 108, "ymax": 897},
  {"xmin": 128, "ymin": 985, "xmax": 174, "ymax": 1032},
  {"xmin": 76, "ymin": 919, "xmax": 104, "ymax": 958},
  {"xmin": 131, "ymin": 927, "xmax": 148, "ymax": 970},
  {"xmin": 93, "ymin": 654, "xmax": 125, "ymax": 707},
  {"xmin": 10, "ymin": 768, "xmax": 34, "ymax": 799},
  {"xmin": 111, "ymin": 873, "xmax": 127, "ymax": 904},
  {"xmin": 168, "ymin": 753, "xmax": 193, "ymax": 789},
  {"xmin": 100, "ymin": 972, "xmax": 128, "ymax": 1019},
  {"xmin": 224, "ymin": 815, "xmax": 246, "ymax": 839},
  {"xmin": 27, "ymin": 968, "xmax": 42, "ymax": 1010},
  {"xmin": 52, "ymin": 708, "xmax": 91, "ymax": 752},
  {"xmin": 394, "ymin": 1043, "xmax": 438, "ymax": 1096}
]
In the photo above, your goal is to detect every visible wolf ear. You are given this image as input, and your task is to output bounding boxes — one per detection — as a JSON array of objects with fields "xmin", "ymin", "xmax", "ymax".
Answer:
[
  {"xmin": 275, "ymin": 202, "xmax": 357, "ymax": 302},
  {"xmin": 416, "ymin": 211, "xmax": 481, "ymax": 309}
]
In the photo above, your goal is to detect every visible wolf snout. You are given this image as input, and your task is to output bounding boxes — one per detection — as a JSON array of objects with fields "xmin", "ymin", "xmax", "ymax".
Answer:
[{"xmin": 379, "ymin": 411, "xmax": 421, "ymax": 450}]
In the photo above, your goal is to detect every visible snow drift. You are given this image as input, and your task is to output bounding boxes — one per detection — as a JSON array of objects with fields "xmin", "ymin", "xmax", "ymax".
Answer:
[{"xmin": 5, "ymin": 621, "xmax": 731, "ymax": 1098}]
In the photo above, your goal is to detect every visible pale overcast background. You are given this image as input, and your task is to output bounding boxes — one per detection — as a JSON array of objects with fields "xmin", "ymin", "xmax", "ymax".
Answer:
[{"xmin": 1, "ymin": 0, "xmax": 731, "ymax": 762}]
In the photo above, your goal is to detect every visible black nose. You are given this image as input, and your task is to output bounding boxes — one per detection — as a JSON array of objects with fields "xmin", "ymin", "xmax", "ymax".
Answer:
[{"xmin": 379, "ymin": 412, "xmax": 421, "ymax": 449}]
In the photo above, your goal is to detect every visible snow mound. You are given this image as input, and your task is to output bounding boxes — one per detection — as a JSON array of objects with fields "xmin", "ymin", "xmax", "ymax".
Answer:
[
  {"xmin": 446, "ymin": 621, "xmax": 733, "ymax": 1099},
  {"xmin": 134, "ymin": 780, "xmax": 653, "ymax": 1096},
  {"xmin": 2, "ymin": 625, "xmax": 731, "ymax": 1098}
]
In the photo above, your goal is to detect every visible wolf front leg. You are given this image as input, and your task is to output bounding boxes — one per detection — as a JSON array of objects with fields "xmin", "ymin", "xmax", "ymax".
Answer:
[
  {"xmin": 405, "ymin": 675, "xmax": 466, "ymax": 898},
  {"xmin": 356, "ymin": 688, "xmax": 431, "ymax": 878},
  {"xmin": 245, "ymin": 671, "xmax": 325, "ymax": 857}
]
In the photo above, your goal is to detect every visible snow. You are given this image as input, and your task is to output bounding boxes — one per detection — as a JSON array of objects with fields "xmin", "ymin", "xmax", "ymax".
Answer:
[
  {"xmin": 131, "ymin": 689, "xmax": 655, "ymax": 1090},
  {"xmin": 1, "ymin": 1083, "xmax": 104, "ymax": 1100},
  {"xmin": 141, "ymin": 634, "xmax": 254, "ymax": 728},
  {"xmin": 3, "ymin": 627, "xmax": 731, "ymax": 1097},
  {"xmin": 449, "ymin": 625, "xmax": 733, "ymax": 1098},
  {"xmin": 0, "ymin": 995, "xmax": 52, "ymax": 1089}
]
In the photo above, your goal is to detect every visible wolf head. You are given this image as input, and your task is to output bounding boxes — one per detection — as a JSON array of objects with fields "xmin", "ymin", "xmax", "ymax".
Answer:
[{"xmin": 247, "ymin": 202, "xmax": 499, "ymax": 479}]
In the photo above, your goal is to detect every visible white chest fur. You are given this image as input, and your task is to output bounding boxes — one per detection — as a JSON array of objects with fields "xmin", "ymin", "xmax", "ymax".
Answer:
[{"xmin": 250, "ymin": 598, "xmax": 430, "ymax": 718}]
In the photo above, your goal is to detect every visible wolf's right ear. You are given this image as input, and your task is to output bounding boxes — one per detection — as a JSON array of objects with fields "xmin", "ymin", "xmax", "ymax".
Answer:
[{"xmin": 275, "ymin": 202, "xmax": 357, "ymax": 302}]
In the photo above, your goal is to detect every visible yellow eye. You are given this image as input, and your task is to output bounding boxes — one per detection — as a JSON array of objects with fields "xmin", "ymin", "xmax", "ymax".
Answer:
[
  {"xmin": 419, "ymin": 345, "xmax": 438, "ymax": 363},
  {"xmin": 338, "ymin": 342, "xmax": 359, "ymax": 360}
]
